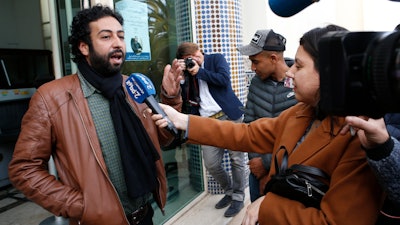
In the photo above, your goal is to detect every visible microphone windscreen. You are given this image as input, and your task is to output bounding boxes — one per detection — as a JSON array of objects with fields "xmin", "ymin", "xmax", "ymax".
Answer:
[
  {"xmin": 269, "ymin": 0, "xmax": 316, "ymax": 17},
  {"xmin": 125, "ymin": 73, "xmax": 156, "ymax": 104}
]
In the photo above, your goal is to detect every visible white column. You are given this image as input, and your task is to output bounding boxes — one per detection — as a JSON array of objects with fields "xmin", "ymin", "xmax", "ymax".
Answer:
[
  {"xmin": 91, "ymin": 0, "xmax": 114, "ymax": 8},
  {"xmin": 48, "ymin": 0, "xmax": 63, "ymax": 79}
]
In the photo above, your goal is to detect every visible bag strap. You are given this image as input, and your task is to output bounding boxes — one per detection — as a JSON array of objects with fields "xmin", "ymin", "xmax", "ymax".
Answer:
[
  {"xmin": 273, "ymin": 146, "xmax": 329, "ymax": 180},
  {"xmin": 274, "ymin": 146, "xmax": 289, "ymax": 174},
  {"xmin": 380, "ymin": 197, "xmax": 400, "ymax": 218},
  {"xmin": 290, "ymin": 164, "xmax": 330, "ymax": 179}
]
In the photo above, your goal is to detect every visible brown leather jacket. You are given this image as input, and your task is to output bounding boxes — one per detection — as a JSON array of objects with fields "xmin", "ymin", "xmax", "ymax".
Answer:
[{"xmin": 8, "ymin": 74, "xmax": 182, "ymax": 225}]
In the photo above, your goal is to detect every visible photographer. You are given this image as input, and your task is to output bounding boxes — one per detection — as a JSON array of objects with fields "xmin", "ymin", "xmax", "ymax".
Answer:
[{"xmin": 172, "ymin": 42, "xmax": 246, "ymax": 218}]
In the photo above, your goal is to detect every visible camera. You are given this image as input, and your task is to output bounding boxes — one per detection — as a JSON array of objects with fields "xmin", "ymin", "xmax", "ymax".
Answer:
[
  {"xmin": 318, "ymin": 31, "xmax": 400, "ymax": 118},
  {"xmin": 184, "ymin": 57, "xmax": 196, "ymax": 69}
]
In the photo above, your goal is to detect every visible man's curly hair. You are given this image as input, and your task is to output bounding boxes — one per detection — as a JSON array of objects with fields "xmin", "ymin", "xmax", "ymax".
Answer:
[{"xmin": 68, "ymin": 4, "xmax": 124, "ymax": 63}]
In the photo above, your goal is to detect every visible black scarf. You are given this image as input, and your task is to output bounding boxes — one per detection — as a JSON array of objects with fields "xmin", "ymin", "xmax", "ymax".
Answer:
[
  {"xmin": 78, "ymin": 61, "xmax": 159, "ymax": 199},
  {"xmin": 182, "ymin": 71, "xmax": 200, "ymax": 114}
]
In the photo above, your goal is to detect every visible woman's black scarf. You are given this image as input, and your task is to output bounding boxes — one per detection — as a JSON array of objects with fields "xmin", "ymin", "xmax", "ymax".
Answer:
[{"xmin": 78, "ymin": 61, "xmax": 159, "ymax": 199}]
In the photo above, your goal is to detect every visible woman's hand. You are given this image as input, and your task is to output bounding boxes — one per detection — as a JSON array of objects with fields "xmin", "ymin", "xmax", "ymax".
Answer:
[
  {"xmin": 150, "ymin": 103, "xmax": 189, "ymax": 131},
  {"xmin": 242, "ymin": 196, "xmax": 264, "ymax": 225}
]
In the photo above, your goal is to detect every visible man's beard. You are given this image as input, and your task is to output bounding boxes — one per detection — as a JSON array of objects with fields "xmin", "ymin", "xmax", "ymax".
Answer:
[{"xmin": 88, "ymin": 48, "xmax": 125, "ymax": 77}]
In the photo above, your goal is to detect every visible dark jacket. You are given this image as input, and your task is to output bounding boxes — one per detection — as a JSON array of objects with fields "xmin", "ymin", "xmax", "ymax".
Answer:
[
  {"xmin": 384, "ymin": 113, "xmax": 400, "ymax": 141},
  {"xmin": 182, "ymin": 53, "xmax": 243, "ymax": 120},
  {"xmin": 8, "ymin": 74, "xmax": 182, "ymax": 225},
  {"xmin": 244, "ymin": 76, "xmax": 297, "ymax": 169}
]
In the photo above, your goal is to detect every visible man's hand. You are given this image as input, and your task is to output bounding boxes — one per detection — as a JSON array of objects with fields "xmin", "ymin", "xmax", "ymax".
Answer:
[
  {"xmin": 161, "ymin": 59, "xmax": 185, "ymax": 96},
  {"xmin": 248, "ymin": 157, "xmax": 268, "ymax": 179}
]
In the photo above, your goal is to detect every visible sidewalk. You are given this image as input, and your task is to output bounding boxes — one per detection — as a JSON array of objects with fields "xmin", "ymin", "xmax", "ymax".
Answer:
[
  {"xmin": 166, "ymin": 190, "xmax": 250, "ymax": 225},
  {"xmin": 0, "ymin": 186, "xmax": 53, "ymax": 225},
  {"xmin": 0, "ymin": 185, "xmax": 250, "ymax": 225}
]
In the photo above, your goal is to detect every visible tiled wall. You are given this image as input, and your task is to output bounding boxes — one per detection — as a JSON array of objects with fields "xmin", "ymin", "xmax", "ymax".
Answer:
[
  {"xmin": 176, "ymin": 0, "xmax": 249, "ymax": 194},
  {"xmin": 193, "ymin": 0, "xmax": 247, "ymax": 103}
]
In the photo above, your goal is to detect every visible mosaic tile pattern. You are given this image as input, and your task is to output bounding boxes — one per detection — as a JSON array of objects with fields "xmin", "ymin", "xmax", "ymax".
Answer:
[
  {"xmin": 193, "ymin": 0, "xmax": 249, "ymax": 195},
  {"xmin": 193, "ymin": 0, "xmax": 247, "ymax": 103},
  {"xmin": 175, "ymin": 0, "xmax": 250, "ymax": 194},
  {"xmin": 186, "ymin": 144, "xmax": 204, "ymax": 192},
  {"xmin": 175, "ymin": 0, "xmax": 193, "ymax": 43}
]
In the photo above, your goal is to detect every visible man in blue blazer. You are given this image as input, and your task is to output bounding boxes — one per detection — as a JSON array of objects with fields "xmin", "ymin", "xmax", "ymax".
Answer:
[{"xmin": 176, "ymin": 42, "xmax": 246, "ymax": 217}]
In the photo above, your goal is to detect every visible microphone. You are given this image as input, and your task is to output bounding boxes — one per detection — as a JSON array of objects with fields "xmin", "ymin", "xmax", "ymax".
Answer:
[
  {"xmin": 125, "ymin": 73, "xmax": 179, "ymax": 136},
  {"xmin": 269, "ymin": 0, "xmax": 319, "ymax": 17}
]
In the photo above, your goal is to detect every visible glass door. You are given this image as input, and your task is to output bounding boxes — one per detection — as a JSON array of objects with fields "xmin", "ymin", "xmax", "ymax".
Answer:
[{"xmin": 114, "ymin": 1, "xmax": 204, "ymax": 224}]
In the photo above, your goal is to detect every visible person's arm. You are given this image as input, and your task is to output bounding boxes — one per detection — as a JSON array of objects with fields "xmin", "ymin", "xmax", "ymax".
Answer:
[
  {"xmin": 196, "ymin": 54, "xmax": 232, "ymax": 87},
  {"xmin": 151, "ymin": 103, "xmax": 279, "ymax": 154},
  {"xmin": 8, "ymin": 91, "xmax": 84, "ymax": 219},
  {"xmin": 341, "ymin": 116, "xmax": 400, "ymax": 203},
  {"xmin": 366, "ymin": 137, "xmax": 400, "ymax": 203}
]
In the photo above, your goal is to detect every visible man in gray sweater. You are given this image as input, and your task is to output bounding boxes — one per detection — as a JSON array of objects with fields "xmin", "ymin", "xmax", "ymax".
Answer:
[{"xmin": 237, "ymin": 29, "xmax": 297, "ymax": 202}]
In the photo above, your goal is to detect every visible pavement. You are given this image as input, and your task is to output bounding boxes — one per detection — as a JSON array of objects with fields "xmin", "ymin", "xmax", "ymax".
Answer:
[{"xmin": 0, "ymin": 185, "xmax": 250, "ymax": 225}]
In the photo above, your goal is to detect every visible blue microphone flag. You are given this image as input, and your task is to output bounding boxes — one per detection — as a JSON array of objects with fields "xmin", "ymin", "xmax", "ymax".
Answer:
[
  {"xmin": 125, "ymin": 73, "xmax": 179, "ymax": 136},
  {"xmin": 126, "ymin": 73, "xmax": 156, "ymax": 103}
]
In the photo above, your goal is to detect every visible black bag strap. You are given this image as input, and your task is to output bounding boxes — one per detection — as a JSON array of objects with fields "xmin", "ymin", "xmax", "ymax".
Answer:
[
  {"xmin": 274, "ymin": 146, "xmax": 289, "ymax": 174},
  {"xmin": 290, "ymin": 164, "xmax": 329, "ymax": 179},
  {"xmin": 274, "ymin": 146, "xmax": 329, "ymax": 180}
]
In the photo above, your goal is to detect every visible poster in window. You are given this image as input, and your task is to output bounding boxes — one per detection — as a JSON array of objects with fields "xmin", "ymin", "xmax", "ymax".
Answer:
[{"xmin": 116, "ymin": 0, "xmax": 151, "ymax": 61}]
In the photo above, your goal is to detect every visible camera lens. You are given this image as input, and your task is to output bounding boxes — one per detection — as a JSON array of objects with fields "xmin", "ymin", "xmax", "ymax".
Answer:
[
  {"xmin": 319, "ymin": 31, "xmax": 400, "ymax": 118},
  {"xmin": 366, "ymin": 31, "xmax": 400, "ymax": 114},
  {"xmin": 185, "ymin": 58, "xmax": 195, "ymax": 69}
]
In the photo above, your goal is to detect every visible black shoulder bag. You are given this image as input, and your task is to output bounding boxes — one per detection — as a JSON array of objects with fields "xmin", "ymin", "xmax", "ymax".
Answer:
[{"xmin": 264, "ymin": 146, "xmax": 330, "ymax": 209}]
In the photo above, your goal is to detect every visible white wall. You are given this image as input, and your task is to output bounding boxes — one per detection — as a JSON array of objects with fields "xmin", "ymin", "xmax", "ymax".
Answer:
[
  {"xmin": 241, "ymin": 0, "xmax": 268, "ymax": 48},
  {"xmin": 241, "ymin": 0, "xmax": 400, "ymax": 58},
  {"xmin": 362, "ymin": 0, "xmax": 400, "ymax": 31}
]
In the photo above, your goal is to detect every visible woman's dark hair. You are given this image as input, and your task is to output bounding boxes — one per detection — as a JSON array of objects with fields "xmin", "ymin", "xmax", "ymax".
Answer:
[
  {"xmin": 68, "ymin": 4, "xmax": 124, "ymax": 63},
  {"xmin": 299, "ymin": 24, "xmax": 347, "ymax": 72},
  {"xmin": 300, "ymin": 25, "xmax": 348, "ymax": 123}
]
